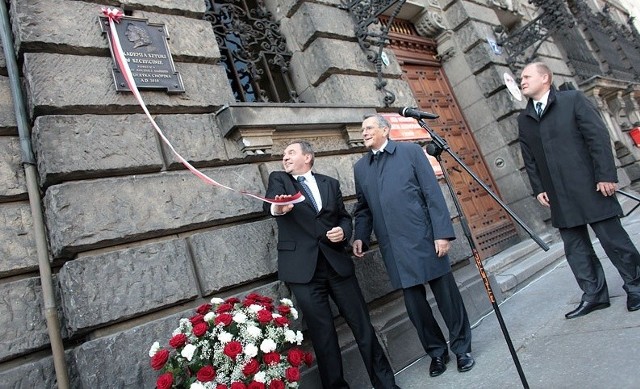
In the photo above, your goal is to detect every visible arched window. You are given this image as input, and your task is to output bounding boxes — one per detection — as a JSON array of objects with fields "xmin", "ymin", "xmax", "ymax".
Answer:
[{"xmin": 204, "ymin": 0, "xmax": 301, "ymax": 103}]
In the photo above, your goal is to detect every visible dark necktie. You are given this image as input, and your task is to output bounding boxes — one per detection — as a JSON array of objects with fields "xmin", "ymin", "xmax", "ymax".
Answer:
[
  {"xmin": 535, "ymin": 102, "xmax": 543, "ymax": 117},
  {"xmin": 297, "ymin": 176, "xmax": 319, "ymax": 212}
]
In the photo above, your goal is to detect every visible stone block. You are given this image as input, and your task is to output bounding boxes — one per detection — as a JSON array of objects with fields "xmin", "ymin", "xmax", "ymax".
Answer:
[
  {"xmin": 464, "ymin": 41, "xmax": 507, "ymax": 74},
  {"xmin": 0, "ymin": 278, "xmax": 49, "ymax": 362},
  {"xmin": 32, "ymin": 114, "xmax": 163, "ymax": 186},
  {"xmin": 155, "ymin": 114, "xmax": 230, "ymax": 167},
  {"xmin": 494, "ymin": 170, "xmax": 532, "ymax": 204},
  {"xmin": 120, "ymin": 0, "xmax": 206, "ymax": 15},
  {"xmin": 484, "ymin": 143, "xmax": 520, "ymax": 181},
  {"xmin": 509, "ymin": 193, "xmax": 550, "ymax": 234},
  {"xmin": 354, "ymin": 250, "xmax": 395, "ymax": 302},
  {"xmin": 304, "ymin": 74, "xmax": 416, "ymax": 107},
  {"xmin": 295, "ymin": 38, "xmax": 401, "ymax": 88},
  {"xmin": 441, "ymin": 47, "xmax": 473, "ymax": 86},
  {"xmin": 59, "ymin": 239, "xmax": 198, "ymax": 334},
  {"xmin": 134, "ymin": 11, "xmax": 221, "ymax": 63},
  {"xmin": 444, "ymin": 0, "xmax": 500, "ymax": 30},
  {"xmin": 0, "ymin": 39, "xmax": 5, "ymax": 74},
  {"xmin": 0, "ymin": 136, "xmax": 27, "ymax": 200},
  {"xmin": 0, "ymin": 76, "xmax": 17, "ymax": 135},
  {"xmin": 475, "ymin": 64, "xmax": 515, "ymax": 97},
  {"xmin": 188, "ymin": 219, "xmax": 279, "ymax": 295},
  {"xmin": 44, "ymin": 165, "xmax": 265, "ymax": 257},
  {"xmin": 455, "ymin": 20, "xmax": 498, "ymax": 54},
  {"xmin": 22, "ymin": 53, "xmax": 234, "ymax": 118},
  {"xmin": 0, "ymin": 202, "xmax": 38, "ymax": 277},
  {"xmin": 287, "ymin": 3, "xmax": 354, "ymax": 50},
  {"xmin": 0, "ymin": 355, "xmax": 60, "ymax": 388},
  {"xmin": 486, "ymin": 88, "xmax": 522, "ymax": 121},
  {"xmin": 453, "ymin": 75, "xmax": 483, "ymax": 110},
  {"xmin": 461, "ymin": 99, "xmax": 496, "ymax": 132}
]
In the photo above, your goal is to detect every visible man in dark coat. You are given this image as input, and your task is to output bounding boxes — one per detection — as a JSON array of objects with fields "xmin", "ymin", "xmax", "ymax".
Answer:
[
  {"xmin": 352, "ymin": 115, "xmax": 474, "ymax": 377},
  {"xmin": 264, "ymin": 140, "xmax": 399, "ymax": 389},
  {"xmin": 518, "ymin": 61, "xmax": 640, "ymax": 318}
]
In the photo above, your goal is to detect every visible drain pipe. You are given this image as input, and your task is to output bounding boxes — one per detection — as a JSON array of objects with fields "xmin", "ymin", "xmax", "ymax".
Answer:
[{"xmin": 0, "ymin": 2, "xmax": 70, "ymax": 388}]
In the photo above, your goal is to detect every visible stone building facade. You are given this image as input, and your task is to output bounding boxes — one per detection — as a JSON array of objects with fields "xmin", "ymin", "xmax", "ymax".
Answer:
[{"xmin": 0, "ymin": 0, "xmax": 638, "ymax": 387}]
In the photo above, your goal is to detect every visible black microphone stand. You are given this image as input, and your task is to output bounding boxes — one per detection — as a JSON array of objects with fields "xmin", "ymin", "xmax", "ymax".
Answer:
[{"xmin": 417, "ymin": 118, "xmax": 548, "ymax": 389}]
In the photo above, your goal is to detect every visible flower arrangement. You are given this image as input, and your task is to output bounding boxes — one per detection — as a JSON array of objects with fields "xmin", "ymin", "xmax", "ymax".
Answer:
[{"xmin": 149, "ymin": 293, "xmax": 313, "ymax": 389}]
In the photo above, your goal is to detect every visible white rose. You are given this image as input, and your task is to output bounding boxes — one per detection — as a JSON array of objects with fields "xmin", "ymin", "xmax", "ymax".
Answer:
[
  {"xmin": 248, "ymin": 304, "xmax": 262, "ymax": 313},
  {"xmin": 218, "ymin": 331, "xmax": 233, "ymax": 343},
  {"xmin": 233, "ymin": 312, "xmax": 247, "ymax": 324},
  {"xmin": 280, "ymin": 298, "xmax": 293, "ymax": 306},
  {"xmin": 181, "ymin": 343, "xmax": 197, "ymax": 361},
  {"xmin": 210, "ymin": 297, "xmax": 225, "ymax": 304},
  {"xmin": 254, "ymin": 371, "xmax": 266, "ymax": 383},
  {"xmin": 290, "ymin": 308, "xmax": 299, "ymax": 320},
  {"xmin": 295, "ymin": 330, "xmax": 304, "ymax": 344},
  {"xmin": 246, "ymin": 325, "xmax": 262, "ymax": 338},
  {"xmin": 244, "ymin": 343, "xmax": 258, "ymax": 358},
  {"xmin": 284, "ymin": 329, "xmax": 296, "ymax": 343},
  {"xmin": 260, "ymin": 338, "xmax": 277, "ymax": 353},
  {"xmin": 204, "ymin": 312, "xmax": 215, "ymax": 322},
  {"xmin": 190, "ymin": 383, "xmax": 206, "ymax": 389},
  {"xmin": 148, "ymin": 341, "xmax": 160, "ymax": 357}
]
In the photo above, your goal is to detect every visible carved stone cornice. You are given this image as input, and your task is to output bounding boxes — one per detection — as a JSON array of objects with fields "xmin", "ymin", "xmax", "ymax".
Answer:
[{"xmin": 413, "ymin": 8, "xmax": 447, "ymax": 38}]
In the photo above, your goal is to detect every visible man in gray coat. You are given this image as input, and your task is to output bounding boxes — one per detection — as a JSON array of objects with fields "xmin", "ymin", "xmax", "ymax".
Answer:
[
  {"xmin": 352, "ymin": 114, "xmax": 474, "ymax": 377},
  {"xmin": 518, "ymin": 61, "xmax": 640, "ymax": 317}
]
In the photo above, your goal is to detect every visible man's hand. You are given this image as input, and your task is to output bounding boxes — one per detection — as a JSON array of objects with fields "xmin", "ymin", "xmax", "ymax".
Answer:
[
  {"xmin": 326, "ymin": 227, "xmax": 344, "ymax": 242},
  {"xmin": 596, "ymin": 182, "xmax": 616, "ymax": 197},
  {"xmin": 352, "ymin": 239, "xmax": 365, "ymax": 258},
  {"xmin": 434, "ymin": 239, "xmax": 450, "ymax": 258},
  {"xmin": 273, "ymin": 194, "xmax": 294, "ymax": 215},
  {"xmin": 536, "ymin": 192, "xmax": 550, "ymax": 207}
]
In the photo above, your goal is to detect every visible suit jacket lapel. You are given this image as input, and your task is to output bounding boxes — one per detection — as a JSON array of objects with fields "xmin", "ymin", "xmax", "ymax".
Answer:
[{"xmin": 314, "ymin": 174, "xmax": 329, "ymax": 212}]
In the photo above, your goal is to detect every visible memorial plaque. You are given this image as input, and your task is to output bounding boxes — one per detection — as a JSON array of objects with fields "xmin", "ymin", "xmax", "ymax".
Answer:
[{"xmin": 100, "ymin": 16, "xmax": 185, "ymax": 93}]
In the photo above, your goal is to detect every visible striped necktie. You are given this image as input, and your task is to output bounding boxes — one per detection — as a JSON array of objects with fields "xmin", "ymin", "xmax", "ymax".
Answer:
[
  {"xmin": 297, "ymin": 176, "xmax": 319, "ymax": 212},
  {"xmin": 535, "ymin": 102, "xmax": 543, "ymax": 117}
]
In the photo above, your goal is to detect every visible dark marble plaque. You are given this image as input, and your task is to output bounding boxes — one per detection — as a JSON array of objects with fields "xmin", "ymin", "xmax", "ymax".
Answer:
[{"xmin": 100, "ymin": 16, "xmax": 185, "ymax": 93}]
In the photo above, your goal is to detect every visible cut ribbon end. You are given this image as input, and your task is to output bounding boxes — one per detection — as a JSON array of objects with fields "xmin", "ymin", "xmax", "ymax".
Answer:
[{"xmin": 267, "ymin": 192, "xmax": 306, "ymax": 205}]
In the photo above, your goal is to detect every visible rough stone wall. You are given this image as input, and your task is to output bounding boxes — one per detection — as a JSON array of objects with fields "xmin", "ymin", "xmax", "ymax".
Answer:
[{"xmin": 0, "ymin": 0, "xmax": 448, "ymax": 387}]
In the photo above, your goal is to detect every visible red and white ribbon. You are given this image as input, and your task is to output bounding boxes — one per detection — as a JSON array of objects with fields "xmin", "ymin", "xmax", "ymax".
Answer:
[{"xmin": 100, "ymin": 7, "xmax": 303, "ymax": 206}]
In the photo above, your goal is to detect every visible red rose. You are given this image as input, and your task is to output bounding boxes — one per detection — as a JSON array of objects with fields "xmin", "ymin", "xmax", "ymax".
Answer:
[
  {"xmin": 150, "ymin": 349, "xmax": 170, "ymax": 370},
  {"xmin": 269, "ymin": 380, "xmax": 285, "ymax": 389},
  {"xmin": 304, "ymin": 351, "xmax": 314, "ymax": 367},
  {"xmin": 215, "ymin": 313, "xmax": 233, "ymax": 326},
  {"xmin": 248, "ymin": 382, "xmax": 265, "ymax": 389},
  {"xmin": 190, "ymin": 314, "xmax": 205, "ymax": 325},
  {"xmin": 285, "ymin": 367, "xmax": 300, "ymax": 382},
  {"xmin": 224, "ymin": 341, "xmax": 243, "ymax": 360},
  {"xmin": 169, "ymin": 333, "xmax": 187, "ymax": 349},
  {"xmin": 242, "ymin": 358, "xmax": 260, "ymax": 376},
  {"xmin": 225, "ymin": 297, "xmax": 240, "ymax": 305},
  {"xmin": 258, "ymin": 295, "xmax": 273, "ymax": 305},
  {"xmin": 216, "ymin": 385, "xmax": 228, "ymax": 389},
  {"xmin": 257, "ymin": 309, "xmax": 272, "ymax": 324},
  {"xmin": 230, "ymin": 382, "xmax": 247, "ymax": 389},
  {"xmin": 196, "ymin": 303, "xmax": 212, "ymax": 315},
  {"xmin": 196, "ymin": 365, "xmax": 216, "ymax": 382},
  {"xmin": 193, "ymin": 322, "xmax": 209, "ymax": 337},
  {"xmin": 263, "ymin": 352, "xmax": 281, "ymax": 365},
  {"xmin": 156, "ymin": 372, "xmax": 173, "ymax": 389},
  {"xmin": 287, "ymin": 348, "xmax": 304, "ymax": 366},
  {"xmin": 216, "ymin": 303, "xmax": 234, "ymax": 313},
  {"xmin": 277, "ymin": 305, "xmax": 291, "ymax": 316},
  {"xmin": 273, "ymin": 316, "xmax": 289, "ymax": 327}
]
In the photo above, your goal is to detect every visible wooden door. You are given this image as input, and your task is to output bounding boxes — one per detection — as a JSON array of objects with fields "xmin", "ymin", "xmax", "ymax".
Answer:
[{"xmin": 384, "ymin": 18, "xmax": 519, "ymax": 258}]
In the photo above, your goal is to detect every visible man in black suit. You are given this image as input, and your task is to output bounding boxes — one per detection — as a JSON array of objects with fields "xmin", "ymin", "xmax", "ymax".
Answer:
[
  {"xmin": 264, "ymin": 140, "xmax": 399, "ymax": 389},
  {"xmin": 518, "ymin": 61, "xmax": 640, "ymax": 318}
]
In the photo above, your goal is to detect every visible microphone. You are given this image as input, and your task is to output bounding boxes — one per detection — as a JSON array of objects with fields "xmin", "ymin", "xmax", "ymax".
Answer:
[{"xmin": 399, "ymin": 107, "xmax": 439, "ymax": 120}]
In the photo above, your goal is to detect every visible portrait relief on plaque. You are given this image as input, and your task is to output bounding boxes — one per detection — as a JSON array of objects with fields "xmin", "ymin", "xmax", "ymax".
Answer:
[{"xmin": 100, "ymin": 15, "xmax": 185, "ymax": 93}]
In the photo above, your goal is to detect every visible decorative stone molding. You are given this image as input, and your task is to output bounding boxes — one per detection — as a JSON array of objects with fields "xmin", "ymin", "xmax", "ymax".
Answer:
[
  {"xmin": 216, "ymin": 104, "xmax": 377, "ymax": 156},
  {"xmin": 435, "ymin": 30, "xmax": 456, "ymax": 62},
  {"xmin": 487, "ymin": 0, "xmax": 523, "ymax": 14},
  {"xmin": 413, "ymin": 8, "xmax": 447, "ymax": 38}
]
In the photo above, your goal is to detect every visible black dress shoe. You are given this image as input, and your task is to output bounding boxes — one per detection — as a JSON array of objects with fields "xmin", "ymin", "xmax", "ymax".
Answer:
[
  {"xmin": 429, "ymin": 353, "xmax": 449, "ymax": 377},
  {"xmin": 456, "ymin": 353, "xmax": 475, "ymax": 372},
  {"xmin": 564, "ymin": 301, "xmax": 610, "ymax": 319},
  {"xmin": 628, "ymin": 294, "xmax": 640, "ymax": 312}
]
